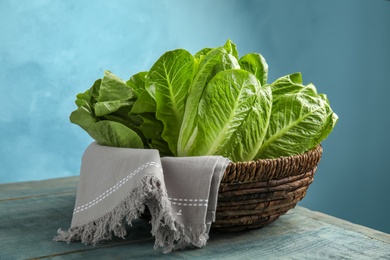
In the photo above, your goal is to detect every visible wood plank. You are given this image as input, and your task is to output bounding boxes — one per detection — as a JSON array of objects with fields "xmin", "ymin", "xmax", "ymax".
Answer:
[
  {"xmin": 294, "ymin": 206, "xmax": 390, "ymax": 244},
  {"xmin": 0, "ymin": 191, "xmax": 155, "ymax": 259},
  {"xmin": 0, "ymin": 177, "xmax": 78, "ymax": 201},
  {"xmin": 1, "ymin": 177, "xmax": 390, "ymax": 259}
]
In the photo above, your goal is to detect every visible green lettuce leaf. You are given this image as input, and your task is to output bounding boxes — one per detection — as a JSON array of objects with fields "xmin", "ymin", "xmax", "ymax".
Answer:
[
  {"xmin": 218, "ymin": 84, "xmax": 272, "ymax": 162},
  {"xmin": 145, "ymin": 49, "xmax": 195, "ymax": 156},
  {"xmin": 255, "ymin": 90, "xmax": 338, "ymax": 159},
  {"xmin": 87, "ymin": 120, "xmax": 143, "ymax": 148},
  {"xmin": 194, "ymin": 47, "xmax": 212, "ymax": 61},
  {"xmin": 224, "ymin": 39, "xmax": 239, "ymax": 59},
  {"xmin": 129, "ymin": 88, "xmax": 172, "ymax": 156},
  {"xmin": 92, "ymin": 71, "xmax": 136, "ymax": 116},
  {"xmin": 70, "ymin": 106, "xmax": 144, "ymax": 149},
  {"xmin": 177, "ymin": 45, "xmax": 240, "ymax": 156},
  {"xmin": 69, "ymin": 105, "xmax": 97, "ymax": 132},
  {"xmin": 94, "ymin": 100, "xmax": 134, "ymax": 117},
  {"xmin": 75, "ymin": 78, "xmax": 101, "ymax": 108},
  {"xmin": 70, "ymin": 72, "xmax": 144, "ymax": 148},
  {"xmin": 98, "ymin": 70, "xmax": 135, "ymax": 102},
  {"xmin": 126, "ymin": 71, "xmax": 148, "ymax": 98},
  {"xmin": 139, "ymin": 114, "xmax": 173, "ymax": 156},
  {"xmin": 130, "ymin": 90, "xmax": 157, "ymax": 114},
  {"xmin": 186, "ymin": 69, "xmax": 272, "ymax": 162},
  {"xmin": 270, "ymin": 73, "xmax": 317, "ymax": 102},
  {"xmin": 239, "ymin": 53, "xmax": 268, "ymax": 86}
]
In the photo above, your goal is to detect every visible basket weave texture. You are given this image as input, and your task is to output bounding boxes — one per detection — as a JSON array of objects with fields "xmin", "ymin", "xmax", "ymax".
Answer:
[{"xmin": 214, "ymin": 145, "xmax": 323, "ymax": 232}]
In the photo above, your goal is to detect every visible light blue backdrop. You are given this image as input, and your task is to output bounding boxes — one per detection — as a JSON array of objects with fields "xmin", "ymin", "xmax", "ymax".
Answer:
[{"xmin": 1, "ymin": 0, "xmax": 389, "ymax": 234}]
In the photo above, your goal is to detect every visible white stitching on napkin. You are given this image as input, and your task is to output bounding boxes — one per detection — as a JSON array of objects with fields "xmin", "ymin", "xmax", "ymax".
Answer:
[
  {"xmin": 168, "ymin": 197, "xmax": 208, "ymax": 207},
  {"xmin": 73, "ymin": 162, "xmax": 162, "ymax": 214},
  {"xmin": 169, "ymin": 198, "xmax": 208, "ymax": 202},
  {"xmin": 170, "ymin": 202, "xmax": 208, "ymax": 207}
]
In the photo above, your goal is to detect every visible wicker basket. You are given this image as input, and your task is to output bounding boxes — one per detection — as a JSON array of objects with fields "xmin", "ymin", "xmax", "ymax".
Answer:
[{"xmin": 213, "ymin": 145, "xmax": 323, "ymax": 232}]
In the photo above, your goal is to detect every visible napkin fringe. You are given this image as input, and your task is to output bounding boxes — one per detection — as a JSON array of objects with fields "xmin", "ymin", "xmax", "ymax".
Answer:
[
  {"xmin": 152, "ymin": 222, "xmax": 208, "ymax": 253},
  {"xmin": 54, "ymin": 175, "xmax": 207, "ymax": 253},
  {"xmin": 145, "ymin": 176, "xmax": 207, "ymax": 253},
  {"xmin": 54, "ymin": 176, "xmax": 167, "ymax": 245}
]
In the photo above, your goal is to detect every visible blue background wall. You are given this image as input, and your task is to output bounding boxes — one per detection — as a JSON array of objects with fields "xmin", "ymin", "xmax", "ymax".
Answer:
[{"xmin": 1, "ymin": 0, "xmax": 389, "ymax": 234}]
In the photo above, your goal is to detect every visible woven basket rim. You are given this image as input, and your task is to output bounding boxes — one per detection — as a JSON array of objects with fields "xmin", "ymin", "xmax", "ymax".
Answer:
[
  {"xmin": 221, "ymin": 145, "xmax": 323, "ymax": 183},
  {"xmin": 214, "ymin": 145, "xmax": 323, "ymax": 231}
]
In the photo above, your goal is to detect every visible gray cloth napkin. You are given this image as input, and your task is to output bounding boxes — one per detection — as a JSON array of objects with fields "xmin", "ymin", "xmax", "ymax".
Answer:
[{"xmin": 55, "ymin": 142, "xmax": 229, "ymax": 253}]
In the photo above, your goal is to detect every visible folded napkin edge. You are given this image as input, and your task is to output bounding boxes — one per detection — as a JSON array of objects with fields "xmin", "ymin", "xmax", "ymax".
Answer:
[
  {"xmin": 54, "ymin": 175, "xmax": 209, "ymax": 253},
  {"xmin": 53, "ymin": 176, "xmax": 174, "ymax": 247}
]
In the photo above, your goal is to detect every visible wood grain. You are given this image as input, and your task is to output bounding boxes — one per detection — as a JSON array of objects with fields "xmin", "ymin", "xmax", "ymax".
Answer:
[{"xmin": 1, "ymin": 177, "xmax": 389, "ymax": 259}]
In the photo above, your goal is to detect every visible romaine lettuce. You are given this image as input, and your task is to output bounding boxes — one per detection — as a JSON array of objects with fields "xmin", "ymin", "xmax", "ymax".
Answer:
[{"xmin": 69, "ymin": 40, "xmax": 338, "ymax": 162}]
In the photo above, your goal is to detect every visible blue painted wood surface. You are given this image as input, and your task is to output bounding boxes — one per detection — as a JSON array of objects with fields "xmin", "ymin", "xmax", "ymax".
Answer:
[{"xmin": 1, "ymin": 177, "xmax": 390, "ymax": 259}]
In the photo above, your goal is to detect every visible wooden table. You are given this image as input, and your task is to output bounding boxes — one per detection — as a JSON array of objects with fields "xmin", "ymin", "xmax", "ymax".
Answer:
[{"xmin": 1, "ymin": 177, "xmax": 390, "ymax": 259}]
